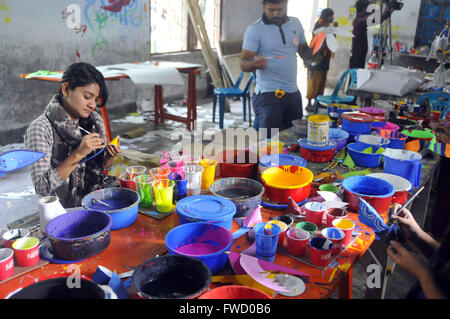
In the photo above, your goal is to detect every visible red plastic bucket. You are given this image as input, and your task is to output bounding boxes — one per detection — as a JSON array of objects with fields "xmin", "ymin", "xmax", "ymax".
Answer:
[
  {"xmin": 0, "ymin": 248, "xmax": 14, "ymax": 281},
  {"xmin": 199, "ymin": 285, "xmax": 272, "ymax": 299},
  {"xmin": 217, "ymin": 149, "xmax": 258, "ymax": 179},
  {"xmin": 12, "ymin": 237, "xmax": 40, "ymax": 267}
]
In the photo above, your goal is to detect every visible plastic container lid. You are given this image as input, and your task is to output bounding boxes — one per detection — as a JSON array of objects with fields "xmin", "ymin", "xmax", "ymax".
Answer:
[
  {"xmin": 176, "ymin": 195, "xmax": 236, "ymax": 222},
  {"xmin": 259, "ymin": 154, "xmax": 307, "ymax": 168}
]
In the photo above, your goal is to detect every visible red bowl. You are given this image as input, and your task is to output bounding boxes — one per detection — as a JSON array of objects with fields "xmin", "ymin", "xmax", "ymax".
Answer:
[
  {"xmin": 344, "ymin": 189, "xmax": 392, "ymax": 216},
  {"xmin": 263, "ymin": 181, "xmax": 311, "ymax": 204},
  {"xmin": 217, "ymin": 150, "xmax": 258, "ymax": 179}
]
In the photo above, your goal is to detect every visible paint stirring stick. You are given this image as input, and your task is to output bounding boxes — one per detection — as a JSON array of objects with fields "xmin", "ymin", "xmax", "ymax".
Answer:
[{"xmin": 92, "ymin": 198, "xmax": 115, "ymax": 209}]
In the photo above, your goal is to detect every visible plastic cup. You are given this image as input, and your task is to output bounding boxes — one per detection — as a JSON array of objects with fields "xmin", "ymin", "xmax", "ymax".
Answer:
[
  {"xmin": 332, "ymin": 219, "xmax": 355, "ymax": 246},
  {"xmin": 126, "ymin": 166, "xmax": 147, "ymax": 180},
  {"xmin": 133, "ymin": 175, "xmax": 154, "ymax": 209},
  {"xmin": 152, "ymin": 179, "xmax": 175, "ymax": 213},
  {"xmin": 321, "ymin": 227, "xmax": 345, "ymax": 256},
  {"xmin": 0, "ymin": 248, "xmax": 14, "ymax": 281},
  {"xmin": 319, "ymin": 184, "xmax": 340, "ymax": 193},
  {"xmin": 182, "ymin": 154, "xmax": 202, "ymax": 166},
  {"xmin": 201, "ymin": 159, "xmax": 217, "ymax": 189},
  {"xmin": 254, "ymin": 222, "xmax": 282, "ymax": 263},
  {"xmin": 326, "ymin": 208, "xmax": 348, "ymax": 228},
  {"xmin": 295, "ymin": 221, "xmax": 318, "ymax": 236},
  {"xmin": 149, "ymin": 167, "xmax": 171, "ymax": 180},
  {"xmin": 270, "ymin": 220, "xmax": 288, "ymax": 249},
  {"xmin": 303, "ymin": 202, "xmax": 327, "ymax": 226},
  {"xmin": 2, "ymin": 229, "xmax": 30, "ymax": 249},
  {"xmin": 118, "ymin": 172, "xmax": 136, "ymax": 190},
  {"xmin": 309, "ymin": 237, "xmax": 333, "ymax": 267},
  {"xmin": 183, "ymin": 165, "xmax": 204, "ymax": 196},
  {"xmin": 286, "ymin": 228, "xmax": 310, "ymax": 257},
  {"xmin": 12, "ymin": 237, "xmax": 40, "ymax": 267},
  {"xmin": 168, "ymin": 173, "xmax": 188, "ymax": 202}
]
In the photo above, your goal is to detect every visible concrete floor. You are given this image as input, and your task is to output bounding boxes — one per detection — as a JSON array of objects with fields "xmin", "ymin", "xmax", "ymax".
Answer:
[{"xmin": 0, "ymin": 93, "xmax": 433, "ymax": 299}]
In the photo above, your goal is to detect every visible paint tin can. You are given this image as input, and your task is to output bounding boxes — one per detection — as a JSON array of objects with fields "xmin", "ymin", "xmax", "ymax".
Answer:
[{"xmin": 307, "ymin": 115, "xmax": 330, "ymax": 147}]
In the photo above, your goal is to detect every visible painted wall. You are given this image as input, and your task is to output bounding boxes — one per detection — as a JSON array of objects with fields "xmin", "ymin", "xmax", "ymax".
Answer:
[
  {"xmin": 221, "ymin": 0, "xmax": 262, "ymax": 40},
  {"xmin": 0, "ymin": 0, "xmax": 210, "ymax": 145},
  {"xmin": 327, "ymin": 0, "xmax": 421, "ymax": 85}
]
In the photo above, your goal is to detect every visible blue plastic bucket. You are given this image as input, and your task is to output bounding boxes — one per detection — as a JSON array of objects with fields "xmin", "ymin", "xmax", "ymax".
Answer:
[
  {"xmin": 165, "ymin": 222, "xmax": 233, "ymax": 274},
  {"xmin": 383, "ymin": 149, "xmax": 422, "ymax": 188},
  {"xmin": 374, "ymin": 131, "xmax": 407, "ymax": 149},
  {"xmin": 176, "ymin": 195, "xmax": 236, "ymax": 230},
  {"xmin": 347, "ymin": 143, "xmax": 384, "ymax": 168},
  {"xmin": 81, "ymin": 188, "xmax": 140, "ymax": 231}
]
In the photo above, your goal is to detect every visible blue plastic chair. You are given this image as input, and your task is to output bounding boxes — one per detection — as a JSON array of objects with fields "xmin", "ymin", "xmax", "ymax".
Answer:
[
  {"xmin": 313, "ymin": 68, "xmax": 358, "ymax": 114},
  {"xmin": 416, "ymin": 92, "xmax": 450, "ymax": 120},
  {"xmin": 212, "ymin": 72, "xmax": 254, "ymax": 129}
]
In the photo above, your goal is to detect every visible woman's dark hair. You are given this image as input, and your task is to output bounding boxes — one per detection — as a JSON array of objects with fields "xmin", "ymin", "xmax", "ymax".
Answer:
[
  {"xmin": 355, "ymin": 0, "xmax": 370, "ymax": 13},
  {"xmin": 59, "ymin": 62, "xmax": 108, "ymax": 107}
]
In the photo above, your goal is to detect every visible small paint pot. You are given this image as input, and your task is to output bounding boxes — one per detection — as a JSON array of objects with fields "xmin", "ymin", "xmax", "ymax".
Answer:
[
  {"xmin": 152, "ymin": 179, "xmax": 175, "ymax": 213},
  {"xmin": 133, "ymin": 175, "xmax": 154, "ymax": 209},
  {"xmin": 286, "ymin": 228, "xmax": 310, "ymax": 257},
  {"xmin": 118, "ymin": 172, "xmax": 137, "ymax": 191},
  {"xmin": 2, "ymin": 229, "xmax": 30, "ymax": 249},
  {"xmin": 326, "ymin": 208, "xmax": 348, "ymax": 228},
  {"xmin": 321, "ymin": 228, "xmax": 345, "ymax": 256},
  {"xmin": 201, "ymin": 159, "xmax": 217, "ymax": 189},
  {"xmin": 0, "ymin": 248, "xmax": 14, "ymax": 281},
  {"xmin": 332, "ymin": 219, "xmax": 355, "ymax": 246},
  {"xmin": 270, "ymin": 220, "xmax": 288, "ymax": 249},
  {"xmin": 12, "ymin": 237, "xmax": 40, "ymax": 267},
  {"xmin": 303, "ymin": 202, "xmax": 326, "ymax": 226},
  {"xmin": 319, "ymin": 184, "xmax": 340, "ymax": 193},
  {"xmin": 168, "ymin": 173, "xmax": 188, "ymax": 202},
  {"xmin": 272, "ymin": 215, "xmax": 293, "ymax": 229},
  {"xmin": 254, "ymin": 222, "xmax": 282, "ymax": 263},
  {"xmin": 295, "ymin": 221, "xmax": 318, "ymax": 236},
  {"xmin": 309, "ymin": 237, "xmax": 333, "ymax": 267},
  {"xmin": 126, "ymin": 165, "xmax": 147, "ymax": 180}
]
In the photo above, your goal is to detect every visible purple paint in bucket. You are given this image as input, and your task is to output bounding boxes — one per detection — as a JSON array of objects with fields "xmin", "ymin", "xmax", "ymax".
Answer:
[{"xmin": 165, "ymin": 222, "xmax": 233, "ymax": 274}]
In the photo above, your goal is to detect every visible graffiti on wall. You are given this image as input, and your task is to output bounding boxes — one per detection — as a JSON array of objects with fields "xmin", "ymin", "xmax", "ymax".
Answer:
[{"xmin": 60, "ymin": 0, "xmax": 147, "ymax": 53}]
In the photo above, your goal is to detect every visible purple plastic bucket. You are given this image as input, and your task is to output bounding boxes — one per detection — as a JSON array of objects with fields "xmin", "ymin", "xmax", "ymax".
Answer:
[
  {"xmin": 45, "ymin": 210, "xmax": 112, "ymax": 261},
  {"xmin": 165, "ymin": 222, "xmax": 233, "ymax": 274}
]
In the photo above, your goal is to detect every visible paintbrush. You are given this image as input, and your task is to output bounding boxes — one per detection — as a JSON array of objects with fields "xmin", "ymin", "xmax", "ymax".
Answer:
[
  {"xmin": 78, "ymin": 126, "xmax": 92, "ymax": 135},
  {"xmin": 387, "ymin": 186, "xmax": 425, "ymax": 227}
]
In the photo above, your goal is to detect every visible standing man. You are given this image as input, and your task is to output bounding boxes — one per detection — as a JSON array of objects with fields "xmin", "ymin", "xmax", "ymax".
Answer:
[
  {"xmin": 240, "ymin": 0, "xmax": 314, "ymax": 138},
  {"xmin": 350, "ymin": 0, "xmax": 394, "ymax": 69},
  {"xmin": 305, "ymin": 8, "xmax": 335, "ymax": 112}
]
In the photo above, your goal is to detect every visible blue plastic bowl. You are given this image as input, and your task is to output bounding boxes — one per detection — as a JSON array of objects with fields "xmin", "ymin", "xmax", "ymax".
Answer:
[
  {"xmin": 329, "ymin": 128, "xmax": 349, "ymax": 152},
  {"xmin": 347, "ymin": 142, "xmax": 384, "ymax": 168},
  {"xmin": 165, "ymin": 222, "xmax": 233, "ymax": 274},
  {"xmin": 342, "ymin": 119, "xmax": 372, "ymax": 136},
  {"xmin": 81, "ymin": 187, "xmax": 140, "ymax": 231}
]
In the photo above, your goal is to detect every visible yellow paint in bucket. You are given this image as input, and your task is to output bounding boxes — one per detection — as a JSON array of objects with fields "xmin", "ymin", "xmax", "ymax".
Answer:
[
  {"xmin": 307, "ymin": 115, "xmax": 330, "ymax": 146},
  {"xmin": 334, "ymin": 219, "xmax": 355, "ymax": 230},
  {"xmin": 12, "ymin": 237, "xmax": 39, "ymax": 250},
  {"xmin": 261, "ymin": 166, "xmax": 313, "ymax": 189},
  {"xmin": 270, "ymin": 220, "xmax": 287, "ymax": 231},
  {"xmin": 201, "ymin": 159, "xmax": 217, "ymax": 189}
]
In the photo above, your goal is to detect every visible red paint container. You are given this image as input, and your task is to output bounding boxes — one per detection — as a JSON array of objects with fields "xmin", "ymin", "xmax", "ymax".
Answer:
[
  {"xmin": 309, "ymin": 237, "xmax": 333, "ymax": 267},
  {"xmin": 216, "ymin": 149, "xmax": 258, "ymax": 179},
  {"xmin": 12, "ymin": 237, "xmax": 40, "ymax": 267},
  {"xmin": 300, "ymin": 147, "xmax": 336, "ymax": 163},
  {"xmin": 0, "ymin": 248, "xmax": 14, "ymax": 281},
  {"xmin": 286, "ymin": 228, "xmax": 310, "ymax": 257}
]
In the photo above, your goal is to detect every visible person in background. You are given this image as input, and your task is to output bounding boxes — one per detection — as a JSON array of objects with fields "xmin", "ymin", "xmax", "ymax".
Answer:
[
  {"xmin": 25, "ymin": 62, "xmax": 121, "ymax": 208},
  {"xmin": 349, "ymin": 0, "xmax": 394, "ymax": 69},
  {"xmin": 305, "ymin": 8, "xmax": 335, "ymax": 113},
  {"xmin": 240, "ymin": 0, "xmax": 316, "ymax": 138},
  {"xmin": 387, "ymin": 203, "xmax": 449, "ymax": 299}
]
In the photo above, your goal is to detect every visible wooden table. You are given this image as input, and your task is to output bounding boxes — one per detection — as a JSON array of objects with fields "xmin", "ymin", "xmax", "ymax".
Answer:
[{"xmin": 20, "ymin": 62, "xmax": 202, "ymax": 142}]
